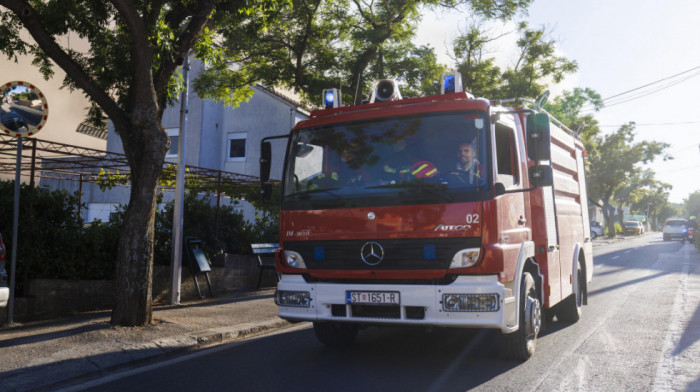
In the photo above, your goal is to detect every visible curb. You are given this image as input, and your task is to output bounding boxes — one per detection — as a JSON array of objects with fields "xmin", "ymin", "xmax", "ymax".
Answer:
[{"xmin": 191, "ymin": 319, "xmax": 293, "ymax": 347}]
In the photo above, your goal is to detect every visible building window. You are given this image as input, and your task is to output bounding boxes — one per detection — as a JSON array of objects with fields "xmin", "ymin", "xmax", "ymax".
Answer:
[
  {"xmin": 227, "ymin": 132, "xmax": 247, "ymax": 161},
  {"xmin": 166, "ymin": 128, "xmax": 179, "ymax": 157},
  {"xmin": 87, "ymin": 203, "xmax": 119, "ymax": 223}
]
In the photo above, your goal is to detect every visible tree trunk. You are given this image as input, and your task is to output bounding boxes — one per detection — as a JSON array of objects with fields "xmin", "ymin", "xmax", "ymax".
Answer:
[
  {"xmin": 617, "ymin": 206, "xmax": 624, "ymax": 229},
  {"xmin": 603, "ymin": 203, "xmax": 615, "ymax": 238},
  {"xmin": 110, "ymin": 115, "xmax": 168, "ymax": 326}
]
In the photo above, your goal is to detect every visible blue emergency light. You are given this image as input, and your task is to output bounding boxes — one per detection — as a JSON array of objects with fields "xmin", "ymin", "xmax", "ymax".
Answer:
[
  {"xmin": 444, "ymin": 75, "xmax": 455, "ymax": 94},
  {"xmin": 322, "ymin": 88, "xmax": 340, "ymax": 109},
  {"xmin": 440, "ymin": 71, "xmax": 463, "ymax": 94}
]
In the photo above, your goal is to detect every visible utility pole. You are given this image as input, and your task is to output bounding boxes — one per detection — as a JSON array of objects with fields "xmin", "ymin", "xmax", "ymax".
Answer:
[{"xmin": 169, "ymin": 52, "xmax": 191, "ymax": 305}]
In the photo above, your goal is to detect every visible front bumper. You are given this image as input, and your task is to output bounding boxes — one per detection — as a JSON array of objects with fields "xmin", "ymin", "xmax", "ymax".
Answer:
[{"xmin": 276, "ymin": 274, "xmax": 517, "ymax": 333}]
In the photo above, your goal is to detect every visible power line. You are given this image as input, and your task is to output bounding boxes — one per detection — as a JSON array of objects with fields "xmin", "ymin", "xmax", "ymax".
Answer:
[
  {"xmin": 599, "ymin": 121, "xmax": 700, "ymax": 128},
  {"xmin": 593, "ymin": 71, "xmax": 700, "ymax": 109},
  {"xmin": 600, "ymin": 64, "xmax": 700, "ymax": 102},
  {"xmin": 581, "ymin": 65, "xmax": 700, "ymax": 113},
  {"xmin": 653, "ymin": 164, "xmax": 700, "ymax": 175}
]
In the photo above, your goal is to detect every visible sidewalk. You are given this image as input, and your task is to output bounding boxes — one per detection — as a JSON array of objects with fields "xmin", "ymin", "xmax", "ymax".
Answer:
[{"xmin": 0, "ymin": 288, "xmax": 293, "ymax": 392}]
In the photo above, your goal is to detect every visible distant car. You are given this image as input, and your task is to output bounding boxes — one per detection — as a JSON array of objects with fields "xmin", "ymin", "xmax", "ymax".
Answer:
[
  {"xmin": 623, "ymin": 220, "xmax": 644, "ymax": 235},
  {"xmin": 663, "ymin": 219, "xmax": 688, "ymax": 241},
  {"xmin": 590, "ymin": 221, "xmax": 604, "ymax": 239},
  {"xmin": 0, "ymin": 232, "xmax": 8, "ymax": 308},
  {"xmin": 1, "ymin": 111, "xmax": 28, "ymax": 132}
]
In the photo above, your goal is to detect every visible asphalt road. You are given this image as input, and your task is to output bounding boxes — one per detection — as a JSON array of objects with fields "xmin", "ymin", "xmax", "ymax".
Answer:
[{"xmin": 73, "ymin": 233, "xmax": 699, "ymax": 392}]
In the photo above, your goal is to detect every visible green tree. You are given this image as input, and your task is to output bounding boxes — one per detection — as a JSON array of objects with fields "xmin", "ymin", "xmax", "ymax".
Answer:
[
  {"xmin": 0, "ymin": 0, "xmax": 282, "ymax": 326},
  {"xmin": 453, "ymin": 21, "xmax": 577, "ymax": 99},
  {"xmin": 615, "ymin": 170, "xmax": 669, "ymax": 227},
  {"xmin": 684, "ymin": 190, "xmax": 700, "ymax": 219},
  {"xmin": 630, "ymin": 179, "xmax": 672, "ymax": 231},
  {"xmin": 199, "ymin": 0, "xmax": 533, "ymax": 107},
  {"xmin": 585, "ymin": 123, "xmax": 670, "ymax": 237}
]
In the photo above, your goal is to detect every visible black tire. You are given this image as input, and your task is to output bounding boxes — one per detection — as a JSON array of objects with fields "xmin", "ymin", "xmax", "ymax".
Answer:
[
  {"xmin": 557, "ymin": 260, "xmax": 583, "ymax": 322},
  {"xmin": 313, "ymin": 322, "xmax": 359, "ymax": 348},
  {"xmin": 663, "ymin": 235, "xmax": 669, "ymax": 241},
  {"xmin": 499, "ymin": 272, "xmax": 541, "ymax": 360},
  {"xmin": 591, "ymin": 231, "xmax": 597, "ymax": 240}
]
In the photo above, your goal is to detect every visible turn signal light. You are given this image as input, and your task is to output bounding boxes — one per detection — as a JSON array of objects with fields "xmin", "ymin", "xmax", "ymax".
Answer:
[{"xmin": 276, "ymin": 290, "xmax": 311, "ymax": 307}]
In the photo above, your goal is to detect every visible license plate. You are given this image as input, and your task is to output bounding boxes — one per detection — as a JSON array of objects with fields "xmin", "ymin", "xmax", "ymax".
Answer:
[{"xmin": 346, "ymin": 291, "xmax": 400, "ymax": 305}]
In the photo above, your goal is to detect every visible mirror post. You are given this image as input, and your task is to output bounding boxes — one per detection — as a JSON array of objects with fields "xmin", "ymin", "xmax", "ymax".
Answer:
[
  {"xmin": 1, "ymin": 81, "xmax": 49, "ymax": 326},
  {"xmin": 7, "ymin": 137, "xmax": 21, "ymax": 325}
]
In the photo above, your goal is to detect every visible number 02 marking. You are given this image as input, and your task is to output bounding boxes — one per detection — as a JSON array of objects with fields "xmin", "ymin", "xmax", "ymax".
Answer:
[{"xmin": 466, "ymin": 214, "xmax": 480, "ymax": 224}]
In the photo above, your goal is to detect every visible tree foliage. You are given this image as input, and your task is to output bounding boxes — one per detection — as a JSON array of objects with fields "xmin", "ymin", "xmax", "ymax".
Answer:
[
  {"xmin": 544, "ymin": 88, "xmax": 672, "ymax": 236},
  {"xmin": 195, "ymin": 0, "xmax": 534, "ymax": 107},
  {"xmin": 453, "ymin": 21, "xmax": 577, "ymax": 99},
  {"xmin": 684, "ymin": 191, "xmax": 700, "ymax": 219},
  {"xmin": 0, "ymin": 0, "xmax": 284, "ymax": 327},
  {"xmin": 585, "ymin": 123, "xmax": 670, "ymax": 235}
]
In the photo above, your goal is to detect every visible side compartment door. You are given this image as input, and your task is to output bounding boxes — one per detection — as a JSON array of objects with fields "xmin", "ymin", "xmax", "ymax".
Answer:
[{"xmin": 541, "ymin": 185, "xmax": 561, "ymax": 305}]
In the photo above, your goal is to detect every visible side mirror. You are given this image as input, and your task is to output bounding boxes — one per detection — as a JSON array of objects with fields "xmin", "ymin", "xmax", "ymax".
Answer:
[
  {"xmin": 526, "ymin": 113, "xmax": 551, "ymax": 162},
  {"xmin": 529, "ymin": 165, "xmax": 553, "ymax": 187},
  {"xmin": 260, "ymin": 141, "xmax": 271, "ymax": 183},
  {"xmin": 494, "ymin": 182, "xmax": 506, "ymax": 197}
]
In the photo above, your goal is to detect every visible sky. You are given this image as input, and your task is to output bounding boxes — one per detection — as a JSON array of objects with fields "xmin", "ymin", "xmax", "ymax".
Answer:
[{"xmin": 416, "ymin": 0, "xmax": 700, "ymax": 204}]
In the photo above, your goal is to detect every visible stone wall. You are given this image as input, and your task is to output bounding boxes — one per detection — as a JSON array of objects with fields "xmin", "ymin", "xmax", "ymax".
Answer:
[{"xmin": 0, "ymin": 253, "xmax": 278, "ymax": 324}]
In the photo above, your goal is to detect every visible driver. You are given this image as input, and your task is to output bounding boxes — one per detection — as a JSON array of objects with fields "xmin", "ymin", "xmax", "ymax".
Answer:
[{"xmin": 448, "ymin": 141, "xmax": 482, "ymax": 184}]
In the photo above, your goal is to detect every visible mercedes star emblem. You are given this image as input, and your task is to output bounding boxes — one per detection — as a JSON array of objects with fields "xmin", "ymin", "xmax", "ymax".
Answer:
[{"xmin": 361, "ymin": 241, "xmax": 384, "ymax": 265}]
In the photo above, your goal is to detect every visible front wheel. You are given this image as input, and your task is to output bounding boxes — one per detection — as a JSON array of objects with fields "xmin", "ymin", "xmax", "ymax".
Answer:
[
  {"xmin": 313, "ymin": 322, "xmax": 359, "ymax": 348},
  {"xmin": 499, "ymin": 272, "xmax": 541, "ymax": 360}
]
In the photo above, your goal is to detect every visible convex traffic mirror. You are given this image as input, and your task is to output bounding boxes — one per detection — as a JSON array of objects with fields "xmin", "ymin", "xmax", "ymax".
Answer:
[{"xmin": 0, "ymin": 81, "xmax": 49, "ymax": 137}]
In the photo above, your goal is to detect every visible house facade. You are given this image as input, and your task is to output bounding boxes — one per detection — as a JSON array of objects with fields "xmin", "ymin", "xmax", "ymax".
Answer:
[{"xmin": 41, "ymin": 57, "xmax": 308, "ymax": 222}]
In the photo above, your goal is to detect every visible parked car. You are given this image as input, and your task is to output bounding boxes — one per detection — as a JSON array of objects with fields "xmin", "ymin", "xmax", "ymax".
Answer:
[
  {"xmin": 623, "ymin": 220, "xmax": 644, "ymax": 235},
  {"xmin": 0, "ymin": 232, "xmax": 8, "ymax": 308},
  {"xmin": 1, "ymin": 111, "xmax": 28, "ymax": 133},
  {"xmin": 590, "ymin": 221, "xmax": 605, "ymax": 239},
  {"xmin": 663, "ymin": 219, "xmax": 688, "ymax": 241}
]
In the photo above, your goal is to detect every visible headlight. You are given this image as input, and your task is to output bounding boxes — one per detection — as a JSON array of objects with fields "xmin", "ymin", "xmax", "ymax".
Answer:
[
  {"xmin": 442, "ymin": 293, "xmax": 500, "ymax": 312},
  {"xmin": 284, "ymin": 250, "xmax": 307, "ymax": 269},
  {"xmin": 449, "ymin": 248, "xmax": 481, "ymax": 269}
]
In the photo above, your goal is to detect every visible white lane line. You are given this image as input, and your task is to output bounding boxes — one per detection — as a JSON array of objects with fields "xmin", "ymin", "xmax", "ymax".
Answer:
[
  {"xmin": 612, "ymin": 256, "xmax": 620, "ymax": 259},
  {"xmin": 624, "ymin": 250, "xmax": 631, "ymax": 254},
  {"xmin": 652, "ymin": 247, "xmax": 693, "ymax": 392}
]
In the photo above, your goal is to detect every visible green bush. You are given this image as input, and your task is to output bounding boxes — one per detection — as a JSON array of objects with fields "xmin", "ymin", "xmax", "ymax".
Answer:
[
  {"xmin": 0, "ymin": 180, "xmax": 278, "ymax": 291},
  {"xmin": 0, "ymin": 181, "xmax": 119, "ymax": 293},
  {"xmin": 153, "ymin": 192, "xmax": 279, "ymax": 265}
]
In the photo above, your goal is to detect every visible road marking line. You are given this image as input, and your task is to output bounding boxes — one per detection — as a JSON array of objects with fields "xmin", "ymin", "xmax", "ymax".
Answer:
[
  {"xmin": 612, "ymin": 256, "xmax": 620, "ymax": 259},
  {"xmin": 652, "ymin": 248, "xmax": 693, "ymax": 392}
]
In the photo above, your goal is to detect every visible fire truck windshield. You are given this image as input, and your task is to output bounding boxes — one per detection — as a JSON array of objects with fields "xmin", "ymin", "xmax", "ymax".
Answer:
[{"xmin": 283, "ymin": 111, "xmax": 489, "ymax": 209}]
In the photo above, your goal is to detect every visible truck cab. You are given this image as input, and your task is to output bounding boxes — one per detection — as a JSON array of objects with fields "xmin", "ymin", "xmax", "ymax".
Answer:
[{"xmin": 261, "ymin": 73, "xmax": 592, "ymax": 360}]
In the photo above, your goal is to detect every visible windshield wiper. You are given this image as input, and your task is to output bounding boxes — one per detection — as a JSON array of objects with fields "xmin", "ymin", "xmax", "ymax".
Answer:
[
  {"xmin": 290, "ymin": 187, "xmax": 356, "ymax": 207},
  {"xmin": 365, "ymin": 182, "xmax": 454, "ymax": 203}
]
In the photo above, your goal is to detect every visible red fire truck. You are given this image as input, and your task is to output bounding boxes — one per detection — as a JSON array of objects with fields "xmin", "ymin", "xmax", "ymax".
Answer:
[{"xmin": 260, "ymin": 72, "xmax": 593, "ymax": 360}]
